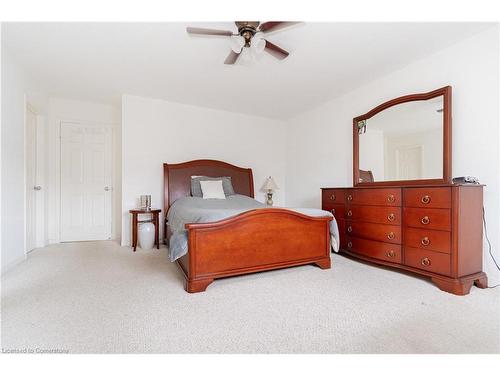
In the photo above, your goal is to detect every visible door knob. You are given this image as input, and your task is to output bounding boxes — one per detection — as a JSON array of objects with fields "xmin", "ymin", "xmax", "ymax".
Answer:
[
  {"xmin": 104, "ymin": 186, "xmax": 112, "ymax": 191},
  {"xmin": 34, "ymin": 185, "xmax": 42, "ymax": 191}
]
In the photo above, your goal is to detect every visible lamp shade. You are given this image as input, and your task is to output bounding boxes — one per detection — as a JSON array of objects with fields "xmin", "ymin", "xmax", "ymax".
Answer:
[{"xmin": 261, "ymin": 176, "xmax": 279, "ymax": 191}]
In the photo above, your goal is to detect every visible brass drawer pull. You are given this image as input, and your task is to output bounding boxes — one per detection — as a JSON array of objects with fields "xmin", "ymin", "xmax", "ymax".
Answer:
[
  {"xmin": 347, "ymin": 241, "xmax": 353, "ymax": 249},
  {"xmin": 331, "ymin": 208, "xmax": 336, "ymax": 215},
  {"xmin": 421, "ymin": 257, "xmax": 431, "ymax": 267},
  {"xmin": 347, "ymin": 225, "xmax": 353, "ymax": 233},
  {"xmin": 387, "ymin": 232, "xmax": 395, "ymax": 240},
  {"xmin": 421, "ymin": 195, "xmax": 431, "ymax": 204},
  {"xmin": 386, "ymin": 250, "xmax": 396, "ymax": 258},
  {"xmin": 347, "ymin": 210, "xmax": 353, "ymax": 217},
  {"xmin": 421, "ymin": 216, "xmax": 430, "ymax": 225},
  {"xmin": 387, "ymin": 213, "xmax": 395, "ymax": 222},
  {"xmin": 421, "ymin": 237, "xmax": 430, "ymax": 246},
  {"xmin": 387, "ymin": 194, "xmax": 395, "ymax": 203},
  {"xmin": 330, "ymin": 193, "xmax": 336, "ymax": 201},
  {"xmin": 347, "ymin": 194, "xmax": 353, "ymax": 201}
]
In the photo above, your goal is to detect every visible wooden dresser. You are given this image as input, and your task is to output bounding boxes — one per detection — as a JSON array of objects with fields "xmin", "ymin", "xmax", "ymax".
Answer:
[{"xmin": 322, "ymin": 184, "xmax": 487, "ymax": 295}]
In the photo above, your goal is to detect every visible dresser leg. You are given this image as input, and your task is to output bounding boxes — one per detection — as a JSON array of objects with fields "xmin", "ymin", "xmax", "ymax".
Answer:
[
  {"xmin": 315, "ymin": 257, "xmax": 331, "ymax": 269},
  {"xmin": 431, "ymin": 277, "xmax": 470, "ymax": 296},
  {"xmin": 432, "ymin": 272, "xmax": 487, "ymax": 296},
  {"xmin": 474, "ymin": 273, "xmax": 488, "ymax": 289}
]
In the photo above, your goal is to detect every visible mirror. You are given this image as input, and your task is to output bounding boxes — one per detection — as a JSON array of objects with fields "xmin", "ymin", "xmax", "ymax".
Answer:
[{"xmin": 353, "ymin": 86, "xmax": 451, "ymax": 186}]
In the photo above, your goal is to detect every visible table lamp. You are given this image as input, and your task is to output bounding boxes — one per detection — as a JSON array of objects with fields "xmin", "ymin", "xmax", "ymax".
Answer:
[{"xmin": 262, "ymin": 176, "xmax": 279, "ymax": 206}]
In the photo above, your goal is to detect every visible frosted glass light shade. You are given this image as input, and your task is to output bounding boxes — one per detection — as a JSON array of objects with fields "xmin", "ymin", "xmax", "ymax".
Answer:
[
  {"xmin": 251, "ymin": 32, "xmax": 266, "ymax": 54},
  {"xmin": 239, "ymin": 47, "xmax": 252, "ymax": 63},
  {"xmin": 230, "ymin": 35, "xmax": 245, "ymax": 53}
]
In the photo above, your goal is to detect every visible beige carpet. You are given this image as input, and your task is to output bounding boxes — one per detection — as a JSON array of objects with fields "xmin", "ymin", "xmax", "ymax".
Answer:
[{"xmin": 1, "ymin": 241, "xmax": 499, "ymax": 353}]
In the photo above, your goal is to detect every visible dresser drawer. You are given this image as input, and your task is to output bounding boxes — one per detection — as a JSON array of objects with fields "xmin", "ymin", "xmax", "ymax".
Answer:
[
  {"xmin": 404, "ymin": 207, "xmax": 451, "ymax": 231},
  {"xmin": 404, "ymin": 187, "xmax": 451, "ymax": 209},
  {"xmin": 404, "ymin": 227, "xmax": 451, "ymax": 254},
  {"xmin": 345, "ymin": 221, "xmax": 401, "ymax": 244},
  {"xmin": 344, "ymin": 236, "xmax": 401, "ymax": 264},
  {"xmin": 345, "ymin": 206, "xmax": 401, "ymax": 225},
  {"xmin": 322, "ymin": 189, "xmax": 345, "ymax": 205},
  {"xmin": 345, "ymin": 188, "xmax": 401, "ymax": 206},
  {"xmin": 404, "ymin": 247, "xmax": 451, "ymax": 276},
  {"xmin": 322, "ymin": 203, "xmax": 345, "ymax": 219}
]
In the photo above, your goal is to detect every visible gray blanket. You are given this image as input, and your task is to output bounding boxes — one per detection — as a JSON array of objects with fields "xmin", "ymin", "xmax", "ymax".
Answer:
[{"xmin": 167, "ymin": 194, "xmax": 339, "ymax": 262}]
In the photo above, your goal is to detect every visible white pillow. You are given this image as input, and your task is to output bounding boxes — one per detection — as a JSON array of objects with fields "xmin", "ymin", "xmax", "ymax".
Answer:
[{"xmin": 200, "ymin": 180, "xmax": 226, "ymax": 199}]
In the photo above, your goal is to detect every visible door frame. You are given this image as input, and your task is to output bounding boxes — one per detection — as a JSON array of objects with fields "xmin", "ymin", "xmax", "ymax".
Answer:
[
  {"xmin": 25, "ymin": 103, "xmax": 45, "ymax": 253},
  {"xmin": 58, "ymin": 120, "xmax": 115, "ymax": 242}
]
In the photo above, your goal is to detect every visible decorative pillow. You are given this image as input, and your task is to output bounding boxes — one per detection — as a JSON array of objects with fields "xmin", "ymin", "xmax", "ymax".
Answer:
[
  {"xmin": 191, "ymin": 176, "xmax": 235, "ymax": 197},
  {"xmin": 200, "ymin": 180, "xmax": 226, "ymax": 199}
]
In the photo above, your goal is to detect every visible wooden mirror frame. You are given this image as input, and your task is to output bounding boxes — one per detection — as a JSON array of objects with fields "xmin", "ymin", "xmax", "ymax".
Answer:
[{"xmin": 353, "ymin": 86, "xmax": 452, "ymax": 187}]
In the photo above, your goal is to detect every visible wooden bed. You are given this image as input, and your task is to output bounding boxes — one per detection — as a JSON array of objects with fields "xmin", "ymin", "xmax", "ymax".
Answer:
[{"xmin": 163, "ymin": 159, "xmax": 332, "ymax": 293}]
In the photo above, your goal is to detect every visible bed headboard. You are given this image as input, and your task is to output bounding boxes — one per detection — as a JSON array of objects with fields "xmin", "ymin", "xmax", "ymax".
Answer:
[{"xmin": 163, "ymin": 159, "xmax": 254, "ymax": 213}]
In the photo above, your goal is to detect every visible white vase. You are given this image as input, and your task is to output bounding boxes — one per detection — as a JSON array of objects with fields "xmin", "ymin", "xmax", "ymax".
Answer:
[{"xmin": 138, "ymin": 222, "xmax": 155, "ymax": 250}]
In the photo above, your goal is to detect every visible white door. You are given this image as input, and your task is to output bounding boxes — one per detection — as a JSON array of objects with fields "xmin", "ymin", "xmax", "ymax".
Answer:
[
  {"xmin": 395, "ymin": 145, "xmax": 422, "ymax": 180},
  {"xmin": 26, "ymin": 105, "xmax": 39, "ymax": 252},
  {"xmin": 60, "ymin": 122, "xmax": 112, "ymax": 241}
]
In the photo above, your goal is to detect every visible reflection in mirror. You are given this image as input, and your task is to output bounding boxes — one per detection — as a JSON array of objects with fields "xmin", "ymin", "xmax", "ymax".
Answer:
[{"xmin": 358, "ymin": 96, "xmax": 444, "ymax": 182}]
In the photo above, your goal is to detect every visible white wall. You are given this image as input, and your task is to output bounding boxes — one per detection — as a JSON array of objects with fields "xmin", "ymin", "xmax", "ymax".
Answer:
[
  {"xmin": 1, "ymin": 46, "xmax": 47, "ymax": 273},
  {"xmin": 285, "ymin": 26, "xmax": 500, "ymax": 283},
  {"xmin": 121, "ymin": 95, "xmax": 287, "ymax": 246},
  {"xmin": 46, "ymin": 98, "xmax": 121, "ymax": 244}
]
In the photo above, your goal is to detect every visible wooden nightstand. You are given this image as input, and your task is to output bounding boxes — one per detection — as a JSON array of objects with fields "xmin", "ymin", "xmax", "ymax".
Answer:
[{"xmin": 129, "ymin": 209, "xmax": 161, "ymax": 251}]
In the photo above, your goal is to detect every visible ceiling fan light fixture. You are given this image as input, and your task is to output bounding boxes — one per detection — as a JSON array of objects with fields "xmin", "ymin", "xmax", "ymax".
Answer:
[
  {"xmin": 230, "ymin": 35, "xmax": 245, "ymax": 53},
  {"xmin": 251, "ymin": 32, "xmax": 266, "ymax": 54},
  {"xmin": 239, "ymin": 47, "xmax": 253, "ymax": 64},
  {"xmin": 186, "ymin": 21, "xmax": 297, "ymax": 64}
]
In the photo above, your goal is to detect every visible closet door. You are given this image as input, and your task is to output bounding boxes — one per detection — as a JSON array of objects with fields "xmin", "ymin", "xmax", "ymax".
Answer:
[{"xmin": 60, "ymin": 122, "xmax": 112, "ymax": 241}]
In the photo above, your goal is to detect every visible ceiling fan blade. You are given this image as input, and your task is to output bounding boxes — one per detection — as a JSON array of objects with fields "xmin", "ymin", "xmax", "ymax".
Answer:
[
  {"xmin": 259, "ymin": 21, "xmax": 300, "ymax": 33},
  {"xmin": 264, "ymin": 40, "xmax": 289, "ymax": 60},
  {"xmin": 224, "ymin": 50, "xmax": 241, "ymax": 65},
  {"xmin": 186, "ymin": 27, "xmax": 234, "ymax": 36}
]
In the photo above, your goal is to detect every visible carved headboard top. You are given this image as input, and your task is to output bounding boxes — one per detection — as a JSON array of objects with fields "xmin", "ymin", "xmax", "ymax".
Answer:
[{"xmin": 163, "ymin": 159, "xmax": 254, "ymax": 213}]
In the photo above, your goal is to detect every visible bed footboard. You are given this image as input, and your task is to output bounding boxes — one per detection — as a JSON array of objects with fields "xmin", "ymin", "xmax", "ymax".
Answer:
[{"xmin": 177, "ymin": 208, "xmax": 332, "ymax": 293}]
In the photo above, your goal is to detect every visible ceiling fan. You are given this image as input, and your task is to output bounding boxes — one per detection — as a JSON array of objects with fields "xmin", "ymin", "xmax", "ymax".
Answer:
[{"xmin": 186, "ymin": 21, "xmax": 299, "ymax": 64}]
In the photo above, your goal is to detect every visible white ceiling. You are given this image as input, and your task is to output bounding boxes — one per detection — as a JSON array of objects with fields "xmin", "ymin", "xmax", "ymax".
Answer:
[{"xmin": 2, "ymin": 22, "xmax": 493, "ymax": 119}]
